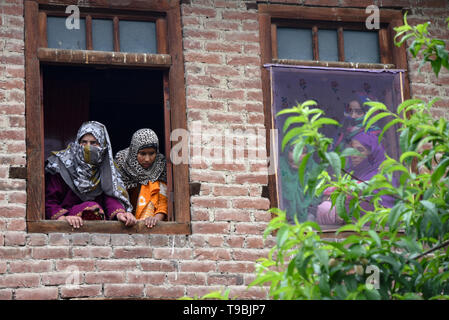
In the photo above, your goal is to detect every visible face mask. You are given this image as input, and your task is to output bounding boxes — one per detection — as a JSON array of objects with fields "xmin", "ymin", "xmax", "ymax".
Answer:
[{"xmin": 79, "ymin": 144, "xmax": 104, "ymax": 166}]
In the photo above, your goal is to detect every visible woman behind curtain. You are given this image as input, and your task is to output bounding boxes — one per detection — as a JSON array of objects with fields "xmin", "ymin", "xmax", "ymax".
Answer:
[
  {"xmin": 115, "ymin": 129, "xmax": 168, "ymax": 229},
  {"xmin": 45, "ymin": 121, "xmax": 136, "ymax": 228},
  {"xmin": 316, "ymin": 132, "xmax": 394, "ymax": 225}
]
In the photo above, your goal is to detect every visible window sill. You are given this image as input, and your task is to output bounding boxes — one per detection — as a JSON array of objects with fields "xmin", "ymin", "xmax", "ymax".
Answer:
[
  {"xmin": 27, "ymin": 220, "xmax": 191, "ymax": 234},
  {"xmin": 272, "ymin": 59, "xmax": 396, "ymax": 70}
]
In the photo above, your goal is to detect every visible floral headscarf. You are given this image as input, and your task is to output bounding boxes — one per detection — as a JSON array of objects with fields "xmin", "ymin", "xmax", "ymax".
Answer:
[
  {"xmin": 115, "ymin": 128, "xmax": 167, "ymax": 189},
  {"xmin": 45, "ymin": 121, "xmax": 132, "ymax": 211}
]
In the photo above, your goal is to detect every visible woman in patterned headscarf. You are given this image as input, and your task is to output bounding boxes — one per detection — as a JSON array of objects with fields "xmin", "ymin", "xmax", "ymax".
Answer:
[
  {"xmin": 115, "ymin": 129, "xmax": 167, "ymax": 228},
  {"xmin": 45, "ymin": 121, "xmax": 136, "ymax": 228}
]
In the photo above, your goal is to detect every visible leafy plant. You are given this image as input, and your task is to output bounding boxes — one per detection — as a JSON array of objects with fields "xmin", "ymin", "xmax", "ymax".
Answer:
[{"xmin": 248, "ymin": 15, "xmax": 449, "ymax": 300}]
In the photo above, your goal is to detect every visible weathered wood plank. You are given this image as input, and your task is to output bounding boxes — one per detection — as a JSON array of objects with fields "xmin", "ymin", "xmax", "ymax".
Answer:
[
  {"xmin": 37, "ymin": 48, "xmax": 172, "ymax": 67},
  {"xmin": 27, "ymin": 220, "xmax": 191, "ymax": 234}
]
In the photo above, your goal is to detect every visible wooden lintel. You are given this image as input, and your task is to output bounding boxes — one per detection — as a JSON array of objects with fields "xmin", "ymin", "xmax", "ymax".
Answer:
[
  {"xmin": 37, "ymin": 48, "xmax": 171, "ymax": 68},
  {"xmin": 27, "ymin": 220, "xmax": 191, "ymax": 235}
]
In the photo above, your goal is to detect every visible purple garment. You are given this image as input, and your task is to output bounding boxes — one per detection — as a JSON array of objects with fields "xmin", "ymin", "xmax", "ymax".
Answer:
[
  {"xmin": 45, "ymin": 172, "xmax": 126, "ymax": 220},
  {"xmin": 348, "ymin": 132, "xmax": 395, "ymax": 208}
]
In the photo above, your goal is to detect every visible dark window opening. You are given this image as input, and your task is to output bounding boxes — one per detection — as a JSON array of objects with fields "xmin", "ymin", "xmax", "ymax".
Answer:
[{"xmin": 42, "ymin": 65, "xmax": 165, "ymax": 160}]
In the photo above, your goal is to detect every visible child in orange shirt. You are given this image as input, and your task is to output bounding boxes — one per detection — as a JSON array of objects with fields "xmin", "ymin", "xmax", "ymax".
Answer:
[{"xmin": 115, "ymin": 129, "xmax": 167, "ymax": 228}]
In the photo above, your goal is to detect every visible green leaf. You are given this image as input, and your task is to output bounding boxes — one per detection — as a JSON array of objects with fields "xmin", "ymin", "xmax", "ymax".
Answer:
[
  {"xmin": 400, "ymin": 151, "xmax": 423, "ymax": 164},
  {"xmin": 397, "ymin": 99, "xmax": 423, "ymax": 114},
  {"xmin": 298, "ymin": 153, "xmax": 311, "ymax": 188},
  {"xmin": 388, "ymin": 202, "xmax": 407, "ymax": 230},
  {"xmin": 281, "ymin": 127, "xmax": 302, "ymax": 152},
  {"xmin": 363, "ymin": 102, "xmax": 388, "ymax": 126},
  {"xmin": 431, "ymin": 158, "xmax": 449, "ymax": 185},
  {"xmin": 283, "ymin": 116, "xmax": 307, "ymax": 133},
  {"xmin": 276, "ymin": 108, "xmax": 298, "ymax": 117},
  {"xmin": 312, "ymin": 118, "xmax": 340, "ymax": 128},
  {"xmin": 365, "ymin": 112, "xmax": 392, "ymax": 133},
  {"xmin": 276, "ymin": 225, "xmax": 289, "ymax": 247},
  {"xmin": 368, "ymin": 230, "xmax": 381, "ymax": 247},
  {"xmin": 379, "ymin": 118, "xmax": 402, "ymax": 144},
  {"xmin": 431, "ymin": 58, "xmax": 442, "ymax": 77},
  {"xmin": 315, "ymin": 249, "xmax": 329, "ymax": 272},
  {"xmin": 336, "ymin": 224, "xmax": 360, "ymax": 234},
  {"xmin": 301, "ymin": 100, "xmax": 318, "ymax": 108},
  {"xmin": 325, "ymin": 151, "xmax": 341, "ymax": 177},
  {"xmin": 340, "ymin": 147, "xmax": 362, "ymax": 158},
  {"xmin": 420, "ymin": 200, "xmax": 441, "ymax": 227},
  {"xmin": 399, "ymin": 127, "xmax": 410, "ymax": 152}
]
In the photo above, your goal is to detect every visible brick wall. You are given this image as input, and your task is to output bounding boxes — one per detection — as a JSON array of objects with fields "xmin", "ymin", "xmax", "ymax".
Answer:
[{"xmin": 0, "ymin": 0, "xmax": 448, "ymax": 300}]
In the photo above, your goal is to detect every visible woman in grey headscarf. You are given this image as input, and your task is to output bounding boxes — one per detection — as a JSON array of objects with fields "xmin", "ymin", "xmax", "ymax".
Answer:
[
  {"xmin": 115, "ymin": 128, "xmax": 167, "ymax": 228},
  {"xmin": 45, "ymin": 121, "xmax": 136, "ymax": 228}
]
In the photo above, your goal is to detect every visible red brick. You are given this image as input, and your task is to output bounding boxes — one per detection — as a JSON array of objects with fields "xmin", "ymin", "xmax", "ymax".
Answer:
[
  {"xmin": 205, "ymin": 42, "xmax": 242, "ymax": 53},
  {"xmin": 191, "ymin": 197, "xmax": 229, "ymax": 209},
  {"xmin": 182, "ymin": 6, "xmax": 217, "ymax": 18},
  {"xmin": 218, "ymin": 261, "xmax": 255, "ymax": 273},
  {"xmin": 193, "ymin": 248, "xmax": 231, "ymax": 261},
  {"xmin": 233, "ymin": 198, "xmax": 270, "ymax": 210},
  {"xmin": 234, "ymin": 173, "xmax": 268, "ymax": 184},
  {"xmin": 191, "ymin": 221, "xmax": 230, "ymax": 234},
  {"xmin": 32, "ymin": 247, "xmax": 70, "ymax": 260},
  {"xmin": 187, "ymin": 74, "xmax": 221, "ymax": 87},
  {"xmin": 84, "ymin": 272, "xmax": 125, "ymax": 284},
  {"xmin": 55, "ymin": 259, "xmax": 96, "ymax": 272},
  {"xmin": 1, "ymin": 200, "xmax": 26, "ymax": 212},
  {"xmin": 4, "ymin": 231, "xmax": 26, "ymax": 245},
  {"xmin": 184, "ymin": 29, "xmax": 219, "ymax": 40},
  {"xmin": 187, "ymin": 99, "xmax": 224, "ymax": 110},
  {"xmin": 0, "ymin": 289, "xmax": 12, "ymax": 300},
  {"xmin": 184, "ymin": 52, "xmax": 222, "ymax": 64},
  {"xmin": 27, "ymin": 234, "xmax": 47, "ymax": 246},
  {"xmin": 0, "ymin": 262, "xmax": 6, "ymax": 274},
  {"xmin": 72, "ymin": 247, "xmax": 112, "ymax": 258},
  {"xmin": 247, "ymin": 90, "xmax": 263, "ymax": 101},
  {"xmin": 140, "ymin": 260, "xmax": 176, "ymax": 272},
  {"xmin": 149, "ymin": 234, "xmax": 170, "ymax": 247},
  {"xmin": 71, "ymin": 233, "xmax": 90, "ymax": 246},
  {"xmin": 206, "ymin": 65, "xmax": 240, "ymax": 77},
  {"xmin": 228, "ymin": 102, "xmax": 263, "ymax": 113},
  {"xmin": 96, "ymin": 260, "xmax": 138, "ymax": 271},
  {"xmin": 226, "ymin": 56, "xmax": 259, "ymax": 66},
  {"xmin": 205, "ymin": 235, "xmax": 225, "ymax": 247},
  {"xmin": 191, "ymin": 208, "xmax": 210, "ymax": 221},
  {"xmin": 233, "ymin": 249, "xmax": 269, "ymax": 262},
  {"xmin": 209, "ymin": 88, "xmax": 245, "ymax": 100},
  {"xmin": 224, "ymin": 31, "xmax": 259, "ymax": 43},
  {"xmin": 167, "ymin": 272, "xmax": 206, "ymax": 285},
  {"xmin": 183, "ymin": 38, "xmax": 202, "ymax": 50},
  {"xmin": 153, "ymin": 248, "xmax": 192, "ymax": 260},
  {"xmin": 208, "ymin": 112, "xmax": 243, "ymax": 123},
  {"xmin": 113, "ymin": 247, "xmax": 152, "ymax": 259},
  {"xmin": 6, "ymin": 218, "xmax": 26, "ymax": 232},
  {"xmin": 61, "ymin": 285, "xmax": 102, "ymax": 299},
  {"xmin": 90, "ymin": 234, "xmax": 110, "ymax": 246},
  {"xmin": 0, "ymin": 247, "xmax": 30, "ymax": 259},
  {"xmin": 182, "ymin": 16, "xmax": 201, "ymax": 27},
  {"xmin": 145, "ymin": 285, "xmax": 185, "ymax": 299},
  {"xmin": 226, "ymin": 235, "xmax": 246, "ymax": 248},
  {"xmin": 254, "ymin": 211, "xmax": 272, "ymax": 222},
  {"xmin": 204, "ymin": 20, "xmax": 240, "ymax": 30},
  {"xmin": 15, "ymin": 287, "xmax": 59, "ymax": 300},
  {"xmin": 246, "ymin": 237, "xmax": 265, "ymax": 248},
  {"xmin": 179, "ymin": 261, "xmax": 216, "ymax": 273},
  {"xmin": 222, "ymin": 11, "xmax": 258, "ymax": 21},
  {"xmin": 215, "ymin": 209, "xmax": 251, "ymax": 221},
  {"xmin": 0, "ymin": 274, "xmax": 40, "ymax": 288},
  {"xmin": 104, "ymin": 284, "xmax": 144, "ymax": 298},
  {"xmin": 127, "ymin": 272, "xmax": 165, "ymax": 285},
  {"xmin": 208, "ymin": 274, "xmax": 243, "ymax": 285},
  {"xmin": 48, "ymin": 233, "xmax": 71, "ymax": 246},
  {"xmin": 234, "ymin": 222, "xmax": 267, "ymax": 235},
  {"xmin": 9, "ymin": 260, "xmax": 52, "ymax": 273}
]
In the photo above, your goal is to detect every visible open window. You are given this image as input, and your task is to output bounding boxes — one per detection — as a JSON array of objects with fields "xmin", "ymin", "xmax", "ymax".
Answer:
[
  {"xmin": 258, "ymin": 4, "xmax": 410, "ymax": 232},
  {"xmin": 25, "ymin": 0, "xmax": 190, "ymax": 234}
]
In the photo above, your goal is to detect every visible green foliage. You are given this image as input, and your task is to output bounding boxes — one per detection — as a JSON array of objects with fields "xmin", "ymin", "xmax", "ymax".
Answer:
[
  {"xmin": 394, "ymin": 13, "xmax": 449, "ymax": 77},
  {"xmin": 248, "ymin": 17, "xmax": 449, "ymax": 300}
]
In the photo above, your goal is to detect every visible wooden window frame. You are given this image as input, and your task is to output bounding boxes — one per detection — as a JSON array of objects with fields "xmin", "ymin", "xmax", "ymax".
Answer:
[
  {"xmin": 258, "ymin": 4, "xmax": 411, "ymax": 233},
  {"xmin": 25, "ymin": 0, "xmax": 190, "ymax": 234}
]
